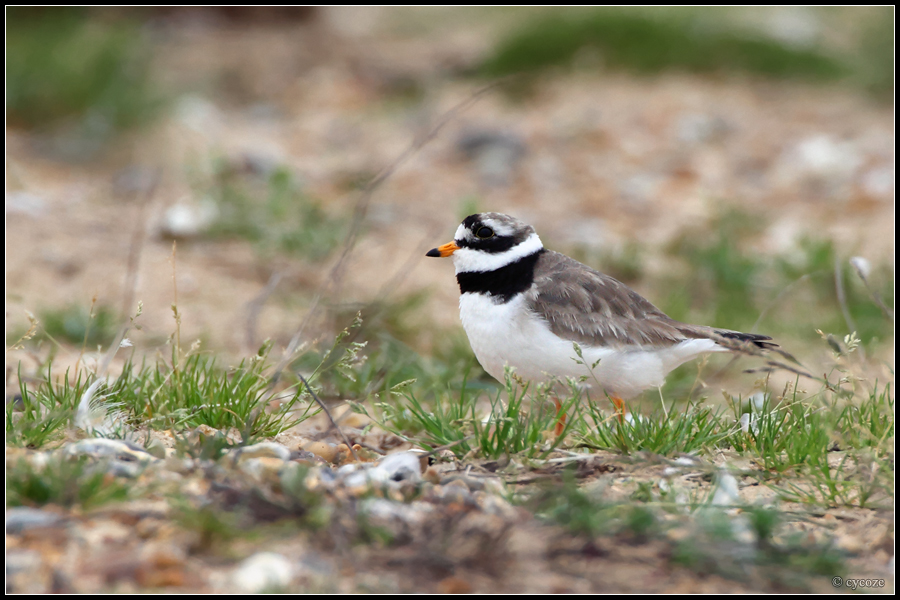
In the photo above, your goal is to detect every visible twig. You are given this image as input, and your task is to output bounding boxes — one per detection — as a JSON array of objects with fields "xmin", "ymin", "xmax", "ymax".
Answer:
[
  {"xmin": 834, "ymin": 256, "xmax": 866, "ymax": 361},
  {"xmin": 420, "ymin": 434, "xmax": 477, "ymax": 458},
  {"xmin": 269, "ymin": 81, "xmax": 505, "ymax": 386},
  {"xmin": 330, "ymin": 224, "xmax": 444, "ymax": 353},
  {"xmin": 171, "ymin": 241, "xmax": 181, "ymax": 358},
  {"xmin": 76, "ymin": 174, "xmax": 158, "ymax": 439},
  {"xmin": 705, "ymin": 285, "xmax": 799, "ymax": 392},
  {"xmin": 244, "ymin": 271, "xmax": 283, "ymax": 351},
  {"xmin": 850, "ymin": 259, "xmax": 894, "ymax": 322},
  {"xmin": 751, "ymin": 273, "xmax": 811, "ymax": 333},
  {"xmin": 834, "ymin": 257, "xmax": 857, "ymax": 336},
  {"xmin": 96, "ymin": 171, "xmax": 159, "ymax": 380},
  {"xmin": 372, "ymin": 224, "xmax": 444, "ymax": 303},
  {"xmin": 354, "ymin": 441, "xmax": 386, "ymax": 456},
  {"xmin": 297, "ymin": 372, "xmax": 360, "ymax": 463}
]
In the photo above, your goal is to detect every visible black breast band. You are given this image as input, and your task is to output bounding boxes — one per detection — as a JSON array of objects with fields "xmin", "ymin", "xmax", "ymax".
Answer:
[{"xmin": 456, "ymin": 250, "xmax": 544, "ymax": 303}]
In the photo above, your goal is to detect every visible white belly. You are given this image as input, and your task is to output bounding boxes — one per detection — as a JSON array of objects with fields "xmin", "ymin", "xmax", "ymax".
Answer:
[{"xmin": 459, "ymin": 292, "xmax": 723, "ymax": 398}]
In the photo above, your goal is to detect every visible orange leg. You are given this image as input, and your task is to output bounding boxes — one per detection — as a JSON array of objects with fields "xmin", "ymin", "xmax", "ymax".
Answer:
[
  {"xmin": 552, "ymin": 397, "xmax": 567, "ymax": 436},
  {"xmin": 610, "ymin": 394, "xmax": 627, "ymax": 423}
]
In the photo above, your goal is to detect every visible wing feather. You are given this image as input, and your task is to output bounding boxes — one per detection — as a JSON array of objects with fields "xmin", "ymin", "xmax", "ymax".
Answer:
[{"xmin": 525, "ymin": 251, "xmax": 744, "ymax": 350}]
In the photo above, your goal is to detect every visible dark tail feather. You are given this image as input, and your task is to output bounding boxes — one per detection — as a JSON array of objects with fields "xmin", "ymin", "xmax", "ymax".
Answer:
[
  {"xmin": 712, "ymin": 329, "xmax": 813, "ymax": 378},
  {"xmin": 715, "ymin": 330, "xmax": 779, "ymax": 350}
]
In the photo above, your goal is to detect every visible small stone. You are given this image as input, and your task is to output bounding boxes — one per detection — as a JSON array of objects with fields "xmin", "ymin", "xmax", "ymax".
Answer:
[
  {"xmin": 6, "ymin": 393, "xmax": 24, "ymax": 411},
  {"xmin": 423, "ymin": 466, "xmax": 441, "ymax": 485},
  {"xmin": 710, "ymin": 471, "xmax": 741, "ymax": 506},
  {"xmin": 849, "ymin": 256, "xmax": 872, "ymax": 280},
  {"xmin": 457, "ymin": 128, "xmax": 527, "ymax": 187},
  {"xmin": 235, "ymin": 442, "xmax": 291, "ymax": 462},
  {"xmin": 5, "ymin": 549, "xmax": 47, "ymax": 593},
  {"xmin": 473, "ymin": 492, "xmax": 517, "ymax": 519},
  {"xmin": 164, "ymin": 455, "xmax": 194, "ymax": 474},
  {"xmin": 302, "ymin": 465, "xmax": 338, "ymax": 492},
  {"xmin": 144, "ymin": 438, "xmax": 167, "ymax": 460},
  {"xmin": 302, "ymin": 441, "xmax": 338, "ymax": 464},
  {"xmin": 158, "ymin": 200, "xmax": 218, "ymax": 239},
  {"xmin": 480, "ymin": 477, "xmax": 507, "ymax": 497},
  {"xmin": 112, "ymin": 165, "xmax": 159, "ymax": 197},
  {"xmin": 65, "ymin": 438, "xmax": 157, "ymax": 465},
  {"xmin": 373, "ymin": 452, "xmax": 422, "ymax": 483},
  {"xmin": 675, "ymin": 113, "xmax": 730, "ymax": 145},
  {"xmin": 434, "ymin": 482, "xmax": 472, "ymax": 506},
  {"xmin": 437, "ymin": 575, "xmax": 473, "ymax": 594},
  {"xmin": 237, "ymin": 456, "xmax": 286, "ymax": 480},
  {"xmin": 5, "ymin": 191, "xmax": 47, "ymax": 217},
  {"xmin": 6, "ymin": 507, "xmax": 63, "ymax": 534},
  {"xmin": 232, "ymin": 552, "xmax": 293, "ymax": 593},
  {"xmin": 106, "ymin": 459, "xmax": 146, "ymax": 478},
  {"xmin": 860, "ymin": 166, "xmax": 894, "ymax": 199},
  {"xmin": 444, "ymin": 478, "xmax": 470, "ymax": 492}
]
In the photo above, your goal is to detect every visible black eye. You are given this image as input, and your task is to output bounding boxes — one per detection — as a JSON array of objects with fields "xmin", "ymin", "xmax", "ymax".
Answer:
[{"xmin": 475, "ymin": 226, "xmax": 494, "ymax": 239}]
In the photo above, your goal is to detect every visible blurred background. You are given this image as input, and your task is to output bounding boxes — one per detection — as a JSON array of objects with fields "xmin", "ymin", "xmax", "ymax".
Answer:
[{"xmin": 6, "ymin": 6, "xmax": 894, "ymax": 398}]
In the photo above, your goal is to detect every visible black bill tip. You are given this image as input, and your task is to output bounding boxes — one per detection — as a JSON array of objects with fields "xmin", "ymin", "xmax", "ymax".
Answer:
[{"xmin": 425, "ymin": 248, "xmax": 441, "ymax": 257}]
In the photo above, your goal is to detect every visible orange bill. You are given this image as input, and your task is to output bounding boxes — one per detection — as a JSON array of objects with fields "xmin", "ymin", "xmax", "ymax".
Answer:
[{"xmin": 426, "ymin": 241, "xmax": 459, "ymax": 258}]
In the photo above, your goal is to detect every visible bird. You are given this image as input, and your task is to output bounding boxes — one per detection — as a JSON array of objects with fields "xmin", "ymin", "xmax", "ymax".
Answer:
[{"xmin": 426, "ymin": 212, "xmax": 776, "ymax": 433}]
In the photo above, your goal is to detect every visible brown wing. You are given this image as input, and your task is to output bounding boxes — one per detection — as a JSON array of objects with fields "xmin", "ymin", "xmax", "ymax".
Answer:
[{"xmin": 525, "ymin": 251, "xmax": 717, "ymax": 350}]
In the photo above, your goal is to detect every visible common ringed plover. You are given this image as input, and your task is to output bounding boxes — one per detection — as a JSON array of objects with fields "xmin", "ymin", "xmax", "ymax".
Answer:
[{"xmin": 427, "ymin": 213, "xmax": 775, "ymax": 428}]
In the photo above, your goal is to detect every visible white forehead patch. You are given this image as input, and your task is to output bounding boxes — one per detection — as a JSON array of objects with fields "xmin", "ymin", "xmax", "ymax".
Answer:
[{"xmin": 454, "ymin": 223, "xmax": 470, "ymax": 242}]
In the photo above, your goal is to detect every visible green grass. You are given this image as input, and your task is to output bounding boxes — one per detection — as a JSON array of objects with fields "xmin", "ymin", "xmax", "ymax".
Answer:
[
  {"xmin": 362, "ymin": 370, "xmax": 579, "ymax": 460},
  {"xmin": 7, "ymin": 340, "xmax": 328, "ymax": 448},
  {"xmin": 528, "ymin": 468, "xmax": 846, "ymax": 588},
  {"xmin": 668, "ymin": 507, "xmax": 845, "ymax": 585},
  {"xmin": 567, "ymin": 241, "xmax": 645, "ymax": 285},
  {"xmin": 480, "ymin": 8, "xmax": 846, "ymax": 81},
  {"xmin": 199, "ymin": 160, "xmax": 346, "ymax": 261},
  {"xmin": 7, "ymin": 231, "xmax": 894, "ymax": 588},
  {"xmin": 9, "ymin": 363, "xmax": 89, "ymax": 448},
  {"xmin": 38, "ymin": 303, "xmax": 119, "ymax": 347},
  {"xmin": 7, "ymin": 455, "xmax": 131, "ymax": 509},
  {"xmin": 6, "ymin": 8, "xmax": 161, "ymax": 133},
  {"xmin": 855, "ymin": 7, "xmax": 894, "ymax": 97},
  {"xmin": 579, "ymin": 398, "xmax": 731, "ymax": 456},
  {"xmin": 109, "ymin": 349, "xmax": 315, "ymax": 439},
  {"xmin": 660, "ymin": 209, "xmax": 893, "ymax": 352}
]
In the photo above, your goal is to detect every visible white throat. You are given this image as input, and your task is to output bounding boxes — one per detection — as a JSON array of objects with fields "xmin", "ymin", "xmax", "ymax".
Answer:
[{"xmin": 452, "ymin": 232, "xmax": 544, "ymax": 274}]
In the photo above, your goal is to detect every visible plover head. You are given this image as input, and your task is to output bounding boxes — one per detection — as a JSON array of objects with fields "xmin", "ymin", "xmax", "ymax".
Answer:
[{"xmin": 426, "ymin": 212, "xmax": 544, "ymax": 274}]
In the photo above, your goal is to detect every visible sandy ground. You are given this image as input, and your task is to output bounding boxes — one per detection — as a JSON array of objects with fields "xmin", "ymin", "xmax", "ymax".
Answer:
[
  {"xmin": 6, "ymin": 13, "xmax": 894, "ymax": 367},
  {"xmin": 5, "ymin": 9, "xmax": 894, "ymax": 593}
]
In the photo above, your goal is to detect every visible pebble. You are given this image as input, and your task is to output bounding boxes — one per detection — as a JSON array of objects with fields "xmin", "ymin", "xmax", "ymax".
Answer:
[
  {"xmin": 65, "ymin": 438, "xmax": 157, "ymax": 465},
  {"xmin": 6, "ymin": 549, "xmax": 48, "ymax": 593},
  {"xmin": 5, "ymin": 191, "xmax": 47, "ymax": 217},
  {"xmin": 709, "ymin": 471, "xmax": 742, "ymax": 506},
  {"xmin": 372, "ymin": 451, "xmax": 422, "ymax": 483},
  {"xmin": 456, "ymin": 128, "xmax": 527, "ymax": 187},
  {"xmin": 234, "ymin": 442, "xmax": 291, "ymax": 463},
  {"xmin": 340, "ymin": 451, "xmax": 422, "ymax": 492},
  {"xmin": 860, "ymin": 165, "xmax": 894, "ymax": 199},
  {"xmin": 301, "ymin": 465, "xmax": 338, "ymax": 492},
  {"xmin": 303, "ymin": 441, "xmax": 338, "ymax": 463},
  {"xmin": 158, "ymin": 200, "xmax": 218, "ymax": 239},
  {"xmin": 112, "ymin": 165, "xmax": 159, "ymax": 197},
  {"xmin": 437, "ymin": 576, "xmax": 473, "ymax": 594},
  {"xmin": 675, "ymin": 113, "xmax": 730, "ymax": 145},
  {"xmin": 232, "ymin": 552, "xmax": 293, "ymax": 593},
  {"xmin": 237, "ymin": 456, "xmax": 287, "ymax": 480},
  {"xmin": 6, "ymin": 507, "xmax": 64, "ymax": 534},
  {"xmin": 359, "ymin": 498, "xmax": 435, "ymax": 540},
  {"xmin": 144, "ymin": 438, "xmax": 167, "ymax": 460}
]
